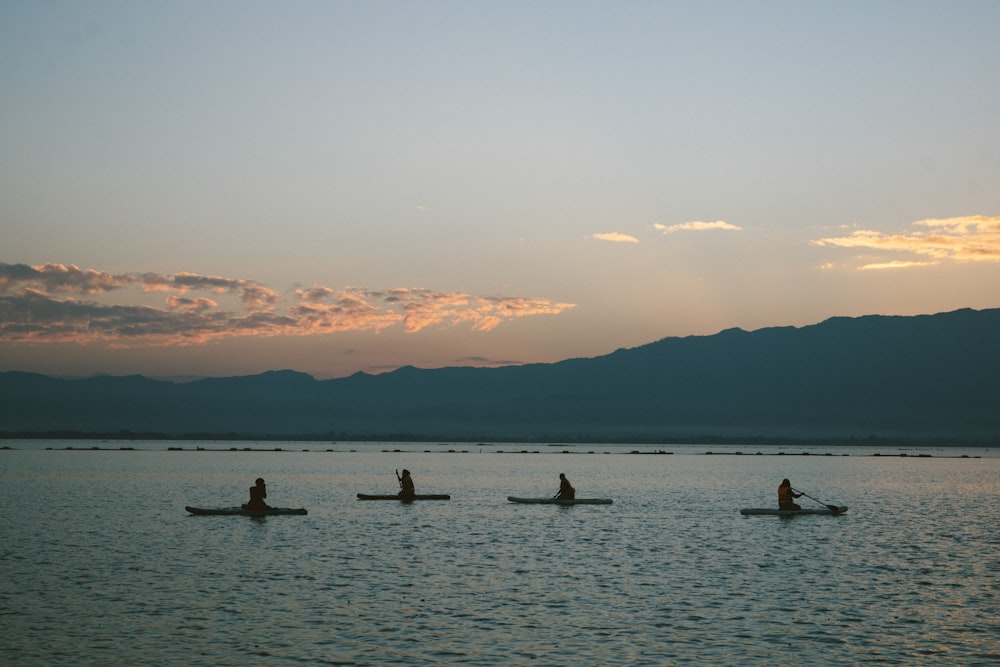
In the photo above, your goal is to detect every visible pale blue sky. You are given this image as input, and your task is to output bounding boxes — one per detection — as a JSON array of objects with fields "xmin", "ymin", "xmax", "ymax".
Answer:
[{"xmin": 2, "ymin": 1, "xmax": 999, "ymax": 378}]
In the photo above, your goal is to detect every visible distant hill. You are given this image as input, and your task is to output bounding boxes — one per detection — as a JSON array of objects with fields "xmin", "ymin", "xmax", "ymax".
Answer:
[{"xmin": 2, "ymin": 308, "xmax": 999, "ymax": 442}]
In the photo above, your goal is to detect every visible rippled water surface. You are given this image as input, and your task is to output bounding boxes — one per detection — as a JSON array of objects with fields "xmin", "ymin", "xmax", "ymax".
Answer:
[{"xmin": 2, "ymin": 442, "xmax": 998, "ymax": 666}]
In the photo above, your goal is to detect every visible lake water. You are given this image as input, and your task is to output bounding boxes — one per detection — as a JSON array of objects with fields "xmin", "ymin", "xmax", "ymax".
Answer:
[{"xmin": 2, "ymin": 441, "xmax": 998, "ymax": 666}]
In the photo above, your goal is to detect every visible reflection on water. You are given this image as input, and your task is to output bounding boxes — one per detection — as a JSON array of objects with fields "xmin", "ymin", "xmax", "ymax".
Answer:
[{"xmin": 1, "ymin": 443, "xmax": 998, "ymax": 666}]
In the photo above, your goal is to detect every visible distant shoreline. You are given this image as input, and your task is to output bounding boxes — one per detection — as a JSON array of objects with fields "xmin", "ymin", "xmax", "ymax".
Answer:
[
  {"xmin": 2, "ymin": 431, "xmax": 996, "ymax": 447},
  {"xmin": 0, "ymin": 443, "xmax": 988, "ymax": 459}
]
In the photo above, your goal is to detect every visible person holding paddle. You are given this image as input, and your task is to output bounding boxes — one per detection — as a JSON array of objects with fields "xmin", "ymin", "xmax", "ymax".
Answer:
[
  {"xmin": 777, "ymin": 478, "xmax": 802, "ymax": 510},
  {"xmin": 397, "ymin": 469, "xmax": 415, "ymax": 502}
]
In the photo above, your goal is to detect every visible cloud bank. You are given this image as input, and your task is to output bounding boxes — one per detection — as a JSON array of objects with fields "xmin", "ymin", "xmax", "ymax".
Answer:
[
  {"xmin": 811, "ymin": 215, "xmax": 1000, "ymax": 269},
  {"xmin": 0, "ymin": 263, "xmax": 575, "ymax": 346}
]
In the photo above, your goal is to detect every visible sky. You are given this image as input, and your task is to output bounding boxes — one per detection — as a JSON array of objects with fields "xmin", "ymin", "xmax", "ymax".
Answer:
[{"xmin": 2, "ymin": 1, "xmax": 999, "ymax": 380}]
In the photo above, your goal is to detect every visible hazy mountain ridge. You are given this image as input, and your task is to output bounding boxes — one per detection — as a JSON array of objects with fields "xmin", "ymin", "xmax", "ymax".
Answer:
[{"xmin": 3, "ymin": 308, "xmax": 999, "ymax": 442}]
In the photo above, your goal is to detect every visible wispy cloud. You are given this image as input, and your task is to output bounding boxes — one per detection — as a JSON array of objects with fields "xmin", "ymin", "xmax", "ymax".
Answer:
[
  {"xmin": 653, "ymin": 220, "xmax": 743, "ymax": 234},
  {"xmin": 858, "ymin": 260, "xmax": 937, "ymax": 271},
  {"xmin": 811, "ymin": 215, "xmax": 1000, "ymax": 269},
  {"xmin": 0, "ymin": 263, "xmax": 575, "ymax": 346},
  {"xmin": 592, "ymin": 232, "xmax": 639, "ymax": 243}
]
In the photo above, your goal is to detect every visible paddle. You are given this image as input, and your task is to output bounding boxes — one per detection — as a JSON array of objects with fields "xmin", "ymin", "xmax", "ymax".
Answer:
[
  {"xmin": 395, "ymin": 469, "xmax": 403, "ymax": 491},
  {"xmin": 793, "ymin": 488, "xmax": 841, "ymax": 514}
]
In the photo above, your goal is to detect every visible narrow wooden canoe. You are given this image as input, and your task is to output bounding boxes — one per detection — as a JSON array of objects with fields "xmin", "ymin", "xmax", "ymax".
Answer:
[
  {"xmin": 507, "ymin": 496, "xmax": 612, "ymax": 505},
  {"xmin": 740, "ymin": 506, "xmax": 847, "ymax": 516},
  {"xmin": 356, "ymin": 494, "xmax": 451, "ymax": 501},
  {"xmin": 185, "ymin": 506, "xmax": 308, "ymax": 516}
]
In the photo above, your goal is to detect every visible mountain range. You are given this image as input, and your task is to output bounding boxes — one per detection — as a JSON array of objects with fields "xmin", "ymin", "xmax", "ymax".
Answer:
[{"xmin": 2, "ymin": 307, "xmax": 999, "ymax": 442}]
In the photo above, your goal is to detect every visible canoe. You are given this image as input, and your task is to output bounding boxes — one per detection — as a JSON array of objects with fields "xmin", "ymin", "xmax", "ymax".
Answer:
[
  {"xmin": 356, "ymin": 494, "xmax": 451, "ymax": 501},
  {"xmin": 740, "ymin": 506, "xmax": 847, "ymax": 516},
  {"xmin": 507, "ymin": 496, "xmax": 613, "ymax": 505},
  {"xmin": 185, "ymin": 506, "xmax": 308, "ymax": 516}
]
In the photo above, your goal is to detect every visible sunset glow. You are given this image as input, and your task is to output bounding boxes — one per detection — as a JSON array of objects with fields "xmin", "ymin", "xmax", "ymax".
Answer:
[{"xmin": 1, "ymin": 2, "xmax": 998, "ymax": 379}]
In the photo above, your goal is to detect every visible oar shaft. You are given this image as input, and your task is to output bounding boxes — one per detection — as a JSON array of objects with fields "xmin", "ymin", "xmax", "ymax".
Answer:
[{"xmin": 793, "ymin": 488, "xmax": 839, "ymax": 512}]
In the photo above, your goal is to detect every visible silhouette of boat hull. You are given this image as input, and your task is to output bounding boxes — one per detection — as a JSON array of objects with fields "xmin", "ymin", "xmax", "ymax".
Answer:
[
  {"xmin": 740, "ymin": 506, "xmax": 847, "ymax": 516},
  {"xmin": 356, "ymin": 494, "xmax": 451, "ymax": 500},
  {"xmin": 185, "ymin": 506, "xmax": 308, "ymax": 516},
  {"xmin": 507, "ymin": 496, "xmax": 612, "ymax": 505}
]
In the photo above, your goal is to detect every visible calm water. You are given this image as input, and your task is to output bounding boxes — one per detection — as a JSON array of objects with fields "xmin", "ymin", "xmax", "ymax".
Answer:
[{"xmin": 1, "ymin": 441, "xmax": 998, "ymax": 666}]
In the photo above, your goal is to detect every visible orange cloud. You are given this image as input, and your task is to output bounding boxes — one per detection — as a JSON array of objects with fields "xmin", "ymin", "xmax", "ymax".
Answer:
[
  {"xmin": 294, "ymin": 287, "xmax": 574, "ymax": 334},
  {"xmin": 811, "ymin": 215, "xmax": 1000, "ymax": 268},
  {"xmin": 0, "ymin": 263, "xmax": 575, "ymax": 347},
  {"xmin": 143, "ymin": 271, "xmax": 279, "ymax": 308},
  {"xmin": 288, "ymin": 289, "xmax": 405, "ymax": 334}
]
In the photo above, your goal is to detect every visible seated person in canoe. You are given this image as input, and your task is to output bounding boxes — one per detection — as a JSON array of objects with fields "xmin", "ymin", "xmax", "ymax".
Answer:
[
  {"xmin": 778, "ymin": 478, "xmax": 803, "ymax": 510},
  {"xmin": 554, "ymin": 473, "xmax": 575, "ymax": 500}
]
